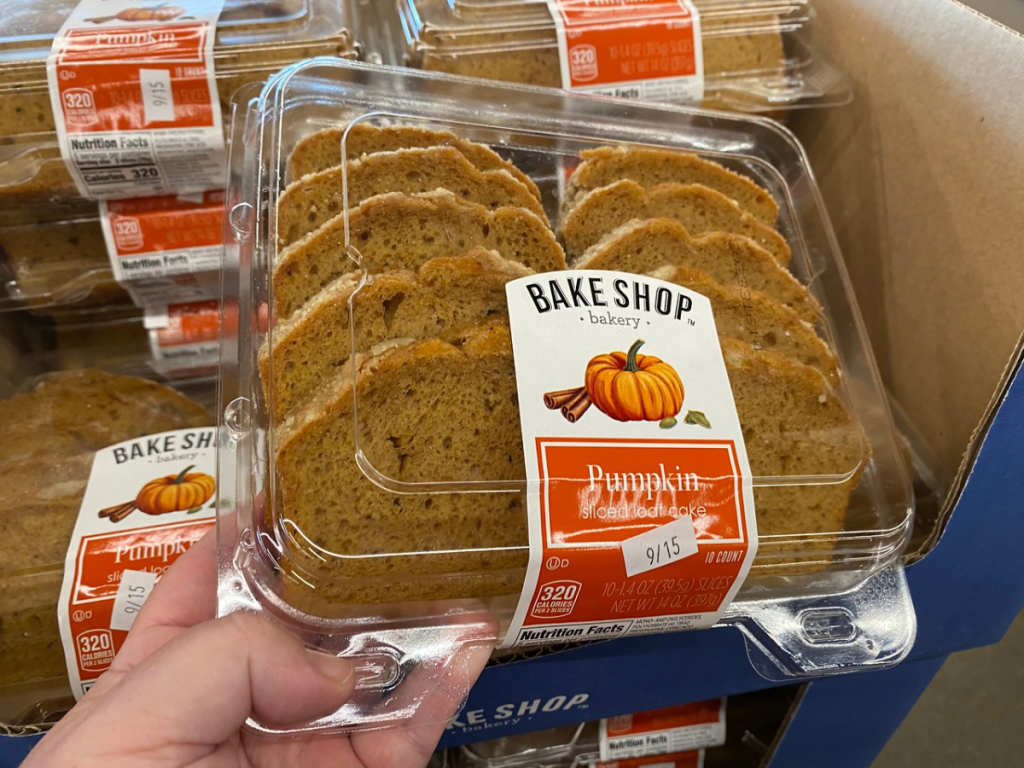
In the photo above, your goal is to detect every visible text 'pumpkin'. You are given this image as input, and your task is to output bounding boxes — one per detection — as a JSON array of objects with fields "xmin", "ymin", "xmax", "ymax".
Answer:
[{"xmin": 585, "ymin": 339, "xmax": 684, "ymax": 422}]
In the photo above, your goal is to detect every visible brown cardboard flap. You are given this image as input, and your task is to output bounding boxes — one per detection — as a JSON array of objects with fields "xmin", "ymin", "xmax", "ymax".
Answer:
[{"xmin": 792, "ymin": 0, "xmax": 1024, "ymax": 498}]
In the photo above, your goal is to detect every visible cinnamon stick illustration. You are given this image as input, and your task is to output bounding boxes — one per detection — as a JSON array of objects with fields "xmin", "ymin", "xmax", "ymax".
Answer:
[
  {"xmin": 561, "ymin": 389, "xmax": 592, "ymax": 423},
  {"xmin": 99, "ymin": 501, "xmax": 136, "ymax": 522},
  {"xmin": 543, "ymin": 387, "xmax": 584, "ymax": 409}
]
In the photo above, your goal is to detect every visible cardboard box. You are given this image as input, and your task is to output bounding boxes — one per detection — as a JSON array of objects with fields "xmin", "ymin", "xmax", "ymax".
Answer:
[{"xmin": 791, "ymin": 0, "xmax": 1024, "ymax": 557}]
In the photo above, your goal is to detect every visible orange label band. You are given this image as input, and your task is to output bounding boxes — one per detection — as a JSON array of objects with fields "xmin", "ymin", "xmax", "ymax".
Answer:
[
  {"xmin": 46, "ymin": 1, "xmax": 227, "ymax": 199},
  {"xmin": 100, "ymin": 190, "xmax": 224, "ymax": 307},
  {"xmin": 502, "ymin": 271, "xmax": 755, "ymax": 648},
  {"xmin": 146, "ymin": 300, "xmax": 221, "ymax": 376},
  {"xmin": 546, "ymin": 0, "xmax": 704, "ymax": 101}
]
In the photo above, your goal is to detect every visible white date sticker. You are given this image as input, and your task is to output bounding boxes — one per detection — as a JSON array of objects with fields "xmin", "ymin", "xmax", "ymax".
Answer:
[
  {"xmin": 140, "ymin": 69, "xmax": 175, "ymax": 124},
  {"xmin": 621, "ymin": 515, "xmax": 699, "ymax": 578},
  {"xmin": 110, "ymin": 569, "xmax": 159, "ymax": 632}
]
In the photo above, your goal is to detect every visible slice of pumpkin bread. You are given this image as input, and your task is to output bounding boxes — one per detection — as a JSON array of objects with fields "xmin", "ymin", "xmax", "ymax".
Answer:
[
  {"xmin": 565, "ymin": 146, "xmax": 778, "ymax": 224},
  {"xmin": 262, "ymin": 249, "xmax": 530, "ymax": 422},
  {"xmin": 273, "ymin": 191, "xmax": 565, "ymax": 318},
  {"xmin": 277, "ymin": 146, "xmax": 546, "ymax": 247},
  {"xmin": 288, "ymin": 124, "xmax": 542, "ymax": 201},
  {"xmin": 576, "ymin": 218, "xmax": 818, "ymax": 323},
  {"xmin": 274, "ymin": 322, "xmax": 528, "ymax": 605},
  {"xmin": 649, "ymin": 265, "xmax": 837, "ymax": 382},
  {"xmin": 273, "ymin": 324, "xmax": 865, "ymax": 605},
  {"xmin": 559, "ymin": 180, "xmax": 790, "ymax": 265}
]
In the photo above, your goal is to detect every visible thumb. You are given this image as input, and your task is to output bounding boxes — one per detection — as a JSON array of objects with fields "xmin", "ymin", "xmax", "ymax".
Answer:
[{"xmin": 31, "ymin": 612, "xmax": 354, "ymax": 766}]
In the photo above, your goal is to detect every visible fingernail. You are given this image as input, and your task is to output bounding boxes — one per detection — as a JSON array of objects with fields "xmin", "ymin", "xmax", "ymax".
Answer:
[{"xmin": 305, "ymin": 649, "xmax": 355, "ymax": 690}]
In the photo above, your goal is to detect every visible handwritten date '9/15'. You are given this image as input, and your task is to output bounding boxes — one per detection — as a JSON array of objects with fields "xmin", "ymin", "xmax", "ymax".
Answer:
[{"xmin": 647, "ymin": 535, "xmax": 683, "ymax": 566}]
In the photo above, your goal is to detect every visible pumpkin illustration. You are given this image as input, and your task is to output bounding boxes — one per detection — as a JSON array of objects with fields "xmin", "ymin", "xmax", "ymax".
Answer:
[
  {"xmin": 136, "ymin": 465, "xmax": 215, "ymax": 515},
  {"xmin": 585, "ymin": 339, "xmax": 684, "ymax": 422},
  {"xmin": 99, "ymin": 465, "xmax": 215, "ymax": 523}
]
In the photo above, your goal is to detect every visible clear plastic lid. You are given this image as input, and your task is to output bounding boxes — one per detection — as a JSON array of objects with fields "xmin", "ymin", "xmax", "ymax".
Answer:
[
  {"xmin": 0, "ymin": 194, "xmax": 224, "ymax": 315},
  {"xmin": 252, "ymin": 104, "xmax": 901, "ymax": 598},
  {"xmin": 0, "ymin": 316, "xmax": 215, "ymax": 723},
  {"xmin": 396, "ymin": 0, "xmax": 850, "ymax": 113},
  {"xmin": 219, "ymin": 60, "xmax": 915, "ymax": 732}
]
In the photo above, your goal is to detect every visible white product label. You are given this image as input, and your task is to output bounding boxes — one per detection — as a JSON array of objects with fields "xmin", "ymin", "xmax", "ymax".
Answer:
[
  {"xmin": 545, "ymin": 0, "xmax": 704, "ymax": 102},
  {"xmin": 46, "ymin": 0, "xmax": 227, "ymax": 199},
  {"xmin": 99, "ymin": 190, "xmax": 224, "ymax": 307},
  {"xmin": 599, "ymin": 700, "xmax": 726, "ymax": 760},
  {"xmin": 501, "ymin": 271, "xmax": 756, "ymax": 649},
  {"xmin": 58, "ymin": 428, "xmax": 217, "ymax": 699}
]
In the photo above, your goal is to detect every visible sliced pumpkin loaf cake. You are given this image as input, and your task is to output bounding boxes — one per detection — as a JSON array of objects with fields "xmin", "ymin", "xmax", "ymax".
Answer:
[
  {"xmin": 558, "ymin": 180, "xmax": 790, "ymax": 265},
  {"xmin": 273, "ymin": 190, "xmax": 565, "ymax": 318},
  {"xmin": 649, "ymin": 264, "xmax": 837, "ymax": 382},
  {"xmin": 575, "ymin": 218, "xmax": 818, "ymax": 323},
  {"xmin": 273, "ymin": 322, "xmax": 864, "ymax": 605},
  {"xmin": 287, "ymin": 124, "xmax": 542, "ymax": 201},
  {"xmin": 277, "ymin": 146, "xmax": 546, "ymax": 247},
  {"xmin": 262, "ymin": 249, "xmax": 530, "ymax": 422},
  {"xmin": 564, "ymin": 146, "xmax": 778, "ymax": 225}
]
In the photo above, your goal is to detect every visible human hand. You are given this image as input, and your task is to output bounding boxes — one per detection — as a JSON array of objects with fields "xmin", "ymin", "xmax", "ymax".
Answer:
[{"xmin": 25, "ymin": 530, "xmax": 492, "ymax": 768}]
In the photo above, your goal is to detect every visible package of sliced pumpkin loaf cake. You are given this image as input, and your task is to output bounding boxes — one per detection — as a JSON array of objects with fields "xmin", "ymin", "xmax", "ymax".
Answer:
[
  {"xmin": 0, "ymin": 302, "xmax": 219, "ymax": 728},
  {"xmin": 388, "ymin": 0, "xmax": 851, "ymax": 115},
  {"xmin": 0, "ymin": 0, "xmax": 360, "ymax": 208},
  {"xmin": 217, "ymin": 58, "xmax": 916, "ymax": 733}
]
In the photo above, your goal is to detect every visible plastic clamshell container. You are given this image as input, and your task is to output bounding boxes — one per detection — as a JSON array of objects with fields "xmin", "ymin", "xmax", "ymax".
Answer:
[
  {"xmin": 218, "ymin": 59, "xmax": 915, "ymax": 733},
  {"xmin": 0, "ymin": 308, "xmax": 216, "ymax": 725},
  {"xmin": 396, "ymin": 0, "xmax": 851, "ymax": 114},
  {"xmin": 0, "ymin": 204, "xmax": 128, "ymax": 313},
  {"xmin": 0, "ymin": 0, "xmax": 359, "ymax": 207},
  {"xmin": 0, "ymin": 200, "xmax": 224, "ymax": 316}
]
